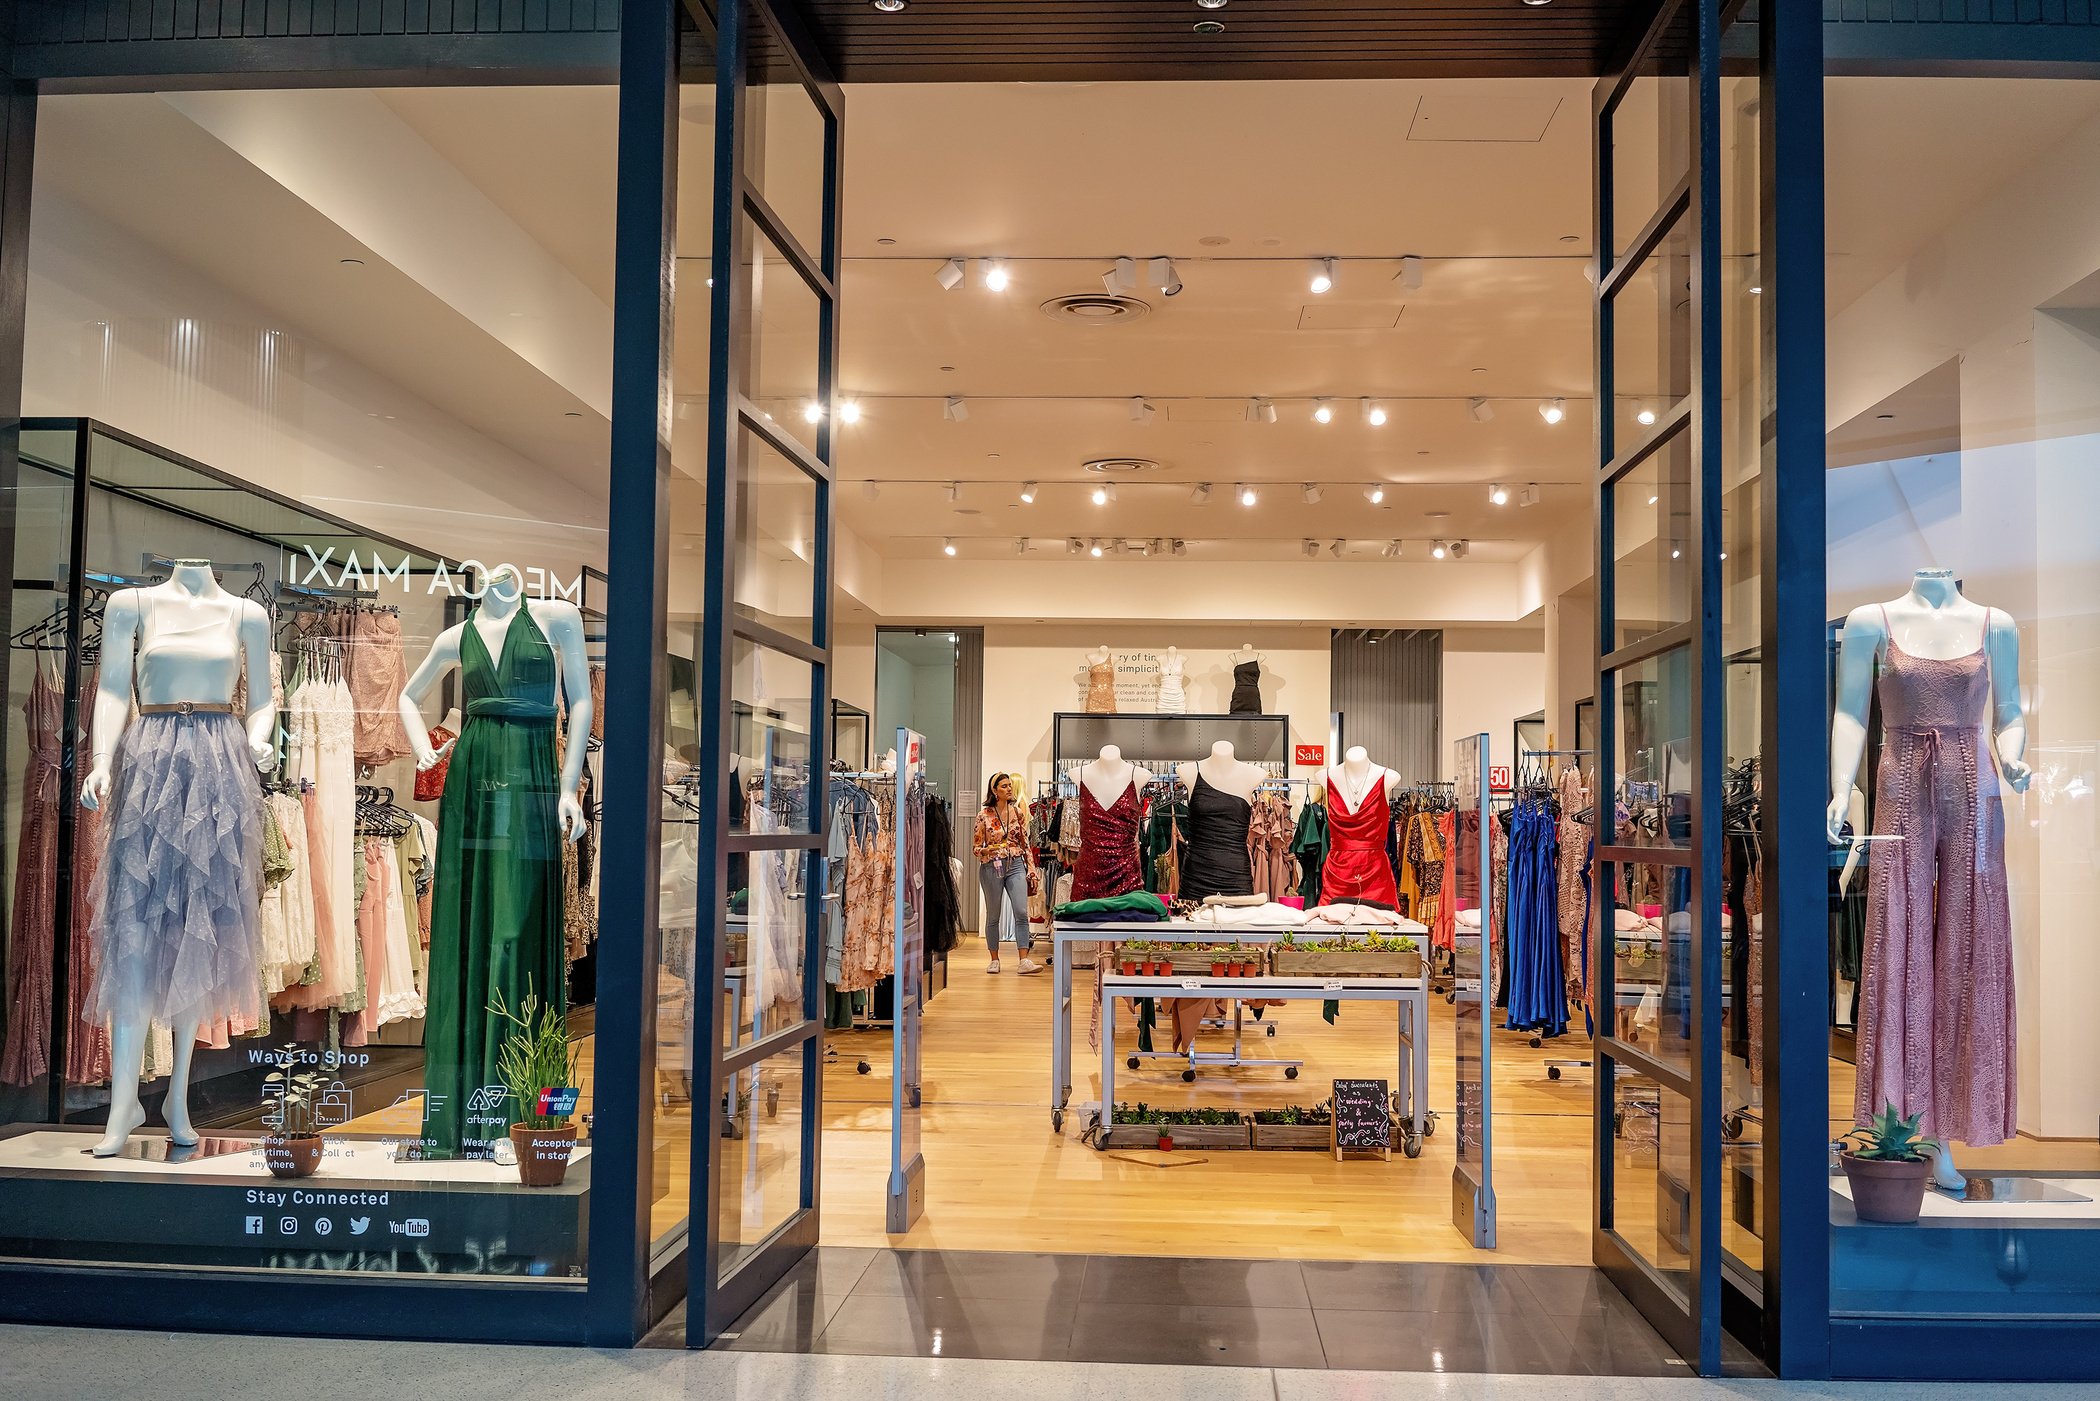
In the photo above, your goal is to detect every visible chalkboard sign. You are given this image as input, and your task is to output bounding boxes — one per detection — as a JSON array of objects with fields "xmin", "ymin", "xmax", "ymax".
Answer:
[{"xmin": 1331, "ymin": 1078, "xmax": 1392, "ymax": 1159}]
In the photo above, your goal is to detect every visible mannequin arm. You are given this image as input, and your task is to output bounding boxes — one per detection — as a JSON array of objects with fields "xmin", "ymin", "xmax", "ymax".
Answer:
[
  {"xmin": 1827, "ymin": 607, "xmax": 1880, "ymax": 841},
  {"xmin": 1985, "ymin": 610, "xmax": 2031, "ymax": 792},
  {"xmin": 545, "ymin": 601, "xmax": 594, "ymax": 841},
  {"xmin": 239, "ymin": 602, "xmax": 277, "ymax": 768},
  {"xmin": 1838, "ymin": 786, "xmax": 1868, "ymax": 895},
  {"xmin": 397, "ymin": 628, "xmax": 463, "ymax": 771},
  {"xmin": 81, "ymin": 591, "xmax": 141, "ymax": 809}
]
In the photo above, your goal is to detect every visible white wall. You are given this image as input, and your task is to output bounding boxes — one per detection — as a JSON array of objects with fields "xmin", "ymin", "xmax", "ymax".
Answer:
[{"xmin": 1441, "ymin": 629, "xmax": 1547, "ymax": 779}]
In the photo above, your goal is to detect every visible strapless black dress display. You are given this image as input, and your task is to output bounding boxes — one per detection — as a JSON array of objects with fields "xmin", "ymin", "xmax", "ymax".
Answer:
[
  {"xmin": 1180, "ymin": 773, "xmax": 1254, "ymax": 902},
  {"xmin": 1229, "ymin": 660, "xmax": 1262, "ymax": 715}
]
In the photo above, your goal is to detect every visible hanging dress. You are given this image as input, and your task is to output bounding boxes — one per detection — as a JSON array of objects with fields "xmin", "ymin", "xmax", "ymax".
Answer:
[
  {"xmin": 1180, "ymin": 774, "xmax": 1254, "ymax": 902},
  {"xmin": 1084, "ymin": 658, "xmax": 1116, "ymax": 714},
  {"xmin": 422, "ymin": 606, "xmax": 568, "ymax": 1158},
  {"xmin": 1228, "ymin": 660, "xmax": 1262, "ymax": 715},
  {"xmin": 1854, "ymin": 609, "xmax": 2016, "ymax": 1146},
  {"xmin": 1071, "ymin": 779, "xmax": 1142, "ymax": 902},
  {"xmin": 1155, "ymin": 655, "xmax": 1187, "ymax": 714},
  {"xmin": 1321, "ymin": 768, "xmax": 1400, "ymax": 906}
]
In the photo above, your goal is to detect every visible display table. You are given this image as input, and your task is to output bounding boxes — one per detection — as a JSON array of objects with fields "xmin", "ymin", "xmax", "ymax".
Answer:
[{"xmin": 1047, "ymin": 918, "xmax": 1432, "ymax": 1150}]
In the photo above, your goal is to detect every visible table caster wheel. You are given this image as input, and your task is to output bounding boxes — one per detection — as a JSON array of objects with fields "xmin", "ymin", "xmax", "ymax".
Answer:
[
  {"xmin": 1529, "ymin": 1036, "xmax": 1543, "ymax": 1049},
  {"xmin": 1127, "ymin": 1056, "xmax": 1140, "ymax": 1070},
  {"xmin": 1285, "ymin": 1066, "xmax": 1299, "ymax": 1080},
  {"xmin": 1181, "ymin": 1069, "xmax": 1196, "ymax": 1083},
  {"xmin": 1445, "ymin": 992, "xmax": 1457, "ymax": 1005},
  {"xmin": 857, "ymin": 1060, "xmax": 871, "ymax": 1075},
  {"xmin": 1265, "ymin": 1024, "xmax": 1277, "ymax": 1038},
  {"xmin": 1402, "ymin": 1131, "xmax": 1423, "ymax": 1159},
  {"xmin": 1548, "ymin": 1066, "xmax": 1562, "ymax": 1081},
  {"xmin": 1052, "ymin": 1109, "xmax": 1064, "ymax": 1133},
  {"xmin": 1424, "ymin": 1112, "xmax": 1439, "ymax": 1137},
  {"xmin": 1723, "ymin": 1113, "xmax": 1743, "ymax": 1141}
]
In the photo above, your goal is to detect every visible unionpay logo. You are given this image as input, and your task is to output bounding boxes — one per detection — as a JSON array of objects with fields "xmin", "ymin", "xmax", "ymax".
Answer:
[{"xmin": 536, "ymin": 1087, "xmax": 580, "ymax": 1117}]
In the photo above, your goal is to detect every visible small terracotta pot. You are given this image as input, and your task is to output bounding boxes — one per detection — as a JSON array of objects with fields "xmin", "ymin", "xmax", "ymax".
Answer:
[
  {"xmin": 1211, "ymin": 961, "xmax": 1228, "ymax": 976},
  {"xmin": 511, "ymin": 1122, "xmax": 579, "ymax": 1187},
  {"xmin": 1841, "ymin": 1151, "xmax": 1932, "ymax": 1224},
  {"xmin": 1120, "ymin": 960, "xmax": 1137, "ymax": 976},
  {"xmin": 1157, "ymin": 1133, "xmax": 1174, "ymax": 1151},
  {"xmin": 1157, "ymin": 960, "xmax": 1174, "ymax": 977},
  {"xmin": 263, "ymin": 1133, "xmax": 325, "ymax": 1179}
]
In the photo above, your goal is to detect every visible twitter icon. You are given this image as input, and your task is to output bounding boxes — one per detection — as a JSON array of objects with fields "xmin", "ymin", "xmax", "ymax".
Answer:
[{"xmin": 349, "ymin": 1217, "xmax": 371, "ymax": 1236}]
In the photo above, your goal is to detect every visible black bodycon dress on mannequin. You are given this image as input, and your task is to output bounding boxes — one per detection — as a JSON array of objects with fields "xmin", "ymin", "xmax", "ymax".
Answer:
[
  {"xmin": 1180, "ymin": 774, "xmax": 1254, "ymax": 902},
  {"xmin": 1229, "ymin": 660, "xmax": 1262, "ymax": 714}
]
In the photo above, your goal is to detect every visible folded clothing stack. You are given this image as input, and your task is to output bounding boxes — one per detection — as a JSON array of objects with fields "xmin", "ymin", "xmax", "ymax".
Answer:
[{"xmin": 1055, "ymin": 889, "xmax": 1171, "ymax": 924}]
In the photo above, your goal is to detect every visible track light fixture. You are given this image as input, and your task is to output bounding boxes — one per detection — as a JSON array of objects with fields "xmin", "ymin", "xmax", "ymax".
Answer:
[
  {"xmin": 1246, "ymin": 397, "xmax": 1277, "ymax": 424},
  {"xmin": 1468, "ymin": 397, "xmax": 1494, "ymax": 423},
  {"xmin": 1147, "ymin": 257, "xmax": 1183, "ymax": 297},
  {"xmin": 982, "ymin": 259, "xmax": 1009, "ymax": 292},
  {"xmin": 1381, "ymin": 540, "xmax": 1401, "ymax": 558},
  {"xmin": 861, "ymin": 481, "xmax": 880, "ymax": 501},
  {"xmin": 1301, "ymin": 483, "xmax": 1323, "ymax": 504},
  {"xmin": 1362, "ymin": 398, "xmax": 1387, "ymax": 427},
  {"xmin": 1019, "ymin": 481, "xmax": 1037, "ymax": 504},
  {"xmin": 1103, "ymin": 256, "xmax": 1138, "ymax": 295},
  {"xmin": 1066, "ymin": 537, "xmax": 1083, "ymax": 555},
  {"xmin": 1016, "ymin": 537, "xmax": 1030, "ymax": 555},
  {"xmin": 1303, "ymin": 539, "xmax": 1320, "ymax": 558},
  {"xmin": 1540, "ymin": 398, "xmax": 1567, "ymax": 425},
  {"xmin": 1171, "ymin": 539, "xmax": 1188, "ymax": 557},
  {"xmin": 802, "ymin": 401, "xmax": 823, "ymax": 424},
  {"xmin": 1310, "ymin": 257, "xmax": 1337, "ymax": 295},
  {"xmin": 935, "ymin": 258, "xmax": 965, "ymax": 291},
  {"xmin": 1089, "ymin": 539, "xmax": 1105, "ymax": 558},
  {"xmin": 943, "ymin": 395, "xmax": 969, "ymax": 422},
  {"xmin": 839, "ymin": 400, "xmax": 862, "ymax": 424},
  {"xmin": 1519, "ymin": 483, "xmax": 1542, "ymax": 508},
  {"xmin": 1398, "ymin": 255, "xmax": 1424, "ymax": 291},
  {"xmin": 1237, "ymin": 483, "xmax": 1258, "ymax": 507},
  {"xmin": 1432, "ymin": 540, "xmax": 1448, "ymax": 561},
  {"xmin": 1191, "ymin": 482, "xmax": 1212, "ymax": 505},
  {"xmin": 1090, "ymin": 482, "xmax": 1116, "ymax": 506},
  {"xmin": 942, "ymin": 537, "xmax": 957, "ymax": 556},
  {"xmin": 1130, "ymin": 397, "xmax": 1156, "ymax": 424},
  {"xmin": 944, "ymin": 481, "xmax": 962, "ymax": 504},
  {"xmin": 1312, "ymin": 399, "xmax": 1334, "ymax": 425},
  {"xmin": 1329, "ymin": 539, "xmax": 1346, "ymax": 558},
  {"xmin": 1365, "ymin": 484, "xmax": 1387, "ymax": 505},
  {"xmin": 1488, "ymin": 483, "xmax": 1510, "ymax": 507},
  {"xmin": 1451, "ymin": 540, "xmax": 1471, "ymax": 559}
]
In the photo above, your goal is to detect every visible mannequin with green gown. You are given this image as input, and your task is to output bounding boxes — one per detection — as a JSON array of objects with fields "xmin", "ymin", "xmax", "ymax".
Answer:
[{"xmin": 397, "ymin": 564, "xmax": 593, "ymax": 1158}]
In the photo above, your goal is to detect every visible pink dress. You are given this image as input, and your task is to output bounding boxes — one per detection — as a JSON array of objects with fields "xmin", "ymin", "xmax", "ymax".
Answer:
[{"xmin": 1854, "ymin": 608, "xmax": 2016, "ymax": 1146}]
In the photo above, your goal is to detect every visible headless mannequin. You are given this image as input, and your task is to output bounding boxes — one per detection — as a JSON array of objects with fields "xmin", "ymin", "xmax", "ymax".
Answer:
[
  {"xmin": 1079, "ymin": 744, "xmax": 1152, "ymax": 808},
  {"xmin": 1230, "ymin": 642, "xmax": 1265, "ymax": 664},
  {"xmin": 1087, "ymin": 645, "xmax": 1111, "ymax": 667},
  {"xmin": 438, "ymin": 705, "xmax": 465, "ymax": 737},
  {"xmin": 398, "ymin": 564, "xmax": 593, "ymax": 841},
  {"xmin": 1829, "ymin": 567, "xmax": 2031, "ymax": 1189},
  {"xmin": 1318, "ymin": 745, "xmax": 1400, "ymax": 813},
  {"xmin": 1161, "ymin": 645, "xmax": 1182, "ymax": 673},
  {"xmin": 1179, "ymin": 741, "xmax": 1265, "ymax": 803},
  {"xmin": 82, "ymin": 561, "xmax": 276, "ymax": 1156}
]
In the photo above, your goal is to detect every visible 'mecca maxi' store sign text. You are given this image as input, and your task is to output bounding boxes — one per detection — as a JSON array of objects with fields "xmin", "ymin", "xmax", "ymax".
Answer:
[{"xmin": 291, "ymin": 548, "xmax": 583, "ymax": 602}]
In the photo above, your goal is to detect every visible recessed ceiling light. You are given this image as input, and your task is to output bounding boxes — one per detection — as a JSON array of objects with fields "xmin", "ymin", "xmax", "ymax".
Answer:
[
  {"xmin": 1636, "ymin": 404, "xmax": 1657, "ymax": 426},
  {"xmin": 1193, "ymin": 18, "xmax": 1225, "ymax": 32},
  {"xmin": 339, "ymin": 258, "xmax": 365, "ymax": 267},
  {"xmin": 1876, "ymin": 412, "xmax": 1896, "ymax": 421},
  {"xmin": 1521, "ymin": 0, "xmax": 1552, "ymax": 7},
  {"xmin": 562, "ymin": 411, "xmax": 583, "ymax": 419},
  {"xmin": 877, "ymin": 237, "xmax": 897, "ymax": 245},
  {"xmin": 1195, "ymin": 0, "xmax": 1228, "ymax": 8},
  {"xmin": 873, "ymin": 0, "xmax": 907, "ymax": 11},
  {"xmin": 1198, "ymin": 234, "xmax": 1231, "ymax": 247},
  {"xmin": 1559, "ymin": 234, "xmax": 1581, "ymax": 244}
]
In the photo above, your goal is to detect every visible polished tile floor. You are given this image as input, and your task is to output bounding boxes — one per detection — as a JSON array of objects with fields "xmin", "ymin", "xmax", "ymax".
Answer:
[{"xmin": 652, "ymin": 1246, "xmax": 1735, "ymax": 1377}]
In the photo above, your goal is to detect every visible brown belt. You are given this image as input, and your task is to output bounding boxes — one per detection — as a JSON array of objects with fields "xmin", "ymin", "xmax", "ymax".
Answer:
[{"xmin": 138, "ymin": 701, "xmax": 237, "ymax": 716}]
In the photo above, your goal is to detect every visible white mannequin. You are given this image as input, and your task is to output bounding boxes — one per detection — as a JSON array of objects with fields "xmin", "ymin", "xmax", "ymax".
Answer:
[
  {"xmin": 1086, "ymin": 644, "xmax": 1111, "ymax": 667},
  {"xmin": 1318, "ymin": 745, "xmax": 1400, "ymax": 813},
  {"xmin": 438, "ymin": 705, "xmax": 465, "ymax": 737},
  {"xmin": 1079, "ymin": 744, "xmax": 1152, "ymax": 808},
  {"xmin": 1230, "ymin": 642, "xmax": 1266, "ymax": 663},
  {"xmin": 82, "ymin": 561, "xmax": 275, "ymax": 1156},
  {"xmin": 1155, "ymin": 646, "xmax": 1188, "ymax": 715},
  {"xmin": 1828, "ymin": 567, "xmax": 2031, "ymax": 1189},
  {"xmin": 1178, "ymin": 740, "xmax": 1265, "ymax": 803},
  {"xmin": 397, "ymin": 563, "xmax": 593, "ymax": 841}
]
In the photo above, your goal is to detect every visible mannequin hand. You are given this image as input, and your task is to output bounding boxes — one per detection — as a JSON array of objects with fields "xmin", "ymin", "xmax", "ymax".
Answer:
[
  {"xmin": 1825, "ymin": 793, "xmax": 1849, "ymax": 845},
  {"xmin": 415, "ymin": 735, "xmax": 457, "ymax": 772},
  {"xmin": 559, "ymin": 790, "xmax": 585, "ymax": 843},
  {"xmin": 2002, "ymin": 756, "xmax": 2033, "ymax": 793},
  {"xmin": 250, "ymin": 738, "xmax": 275, "ymax": 770},
  {"xmin": 81, "ymin": 765, "xmax": 111, "ymax": 810}
]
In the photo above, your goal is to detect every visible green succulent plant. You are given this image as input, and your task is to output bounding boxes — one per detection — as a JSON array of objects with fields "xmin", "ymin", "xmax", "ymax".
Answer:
[{"xmin": 1841, "ymin": 1102, "xmax": 1938, "ymax": 1164}]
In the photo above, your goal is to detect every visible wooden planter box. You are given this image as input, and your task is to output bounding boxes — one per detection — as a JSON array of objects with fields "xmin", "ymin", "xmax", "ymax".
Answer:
[
  {"xmin": 1270, "ymin": 948, "xmax": 1422, "ymax": 979},
  {"xmin": 1102, "ymin": 1122, "xmax": 1250, "ymax": 1150},
  {"xmin": 1250, "ymin": 1121, "xmax": 1333, "ymax": 1149}
]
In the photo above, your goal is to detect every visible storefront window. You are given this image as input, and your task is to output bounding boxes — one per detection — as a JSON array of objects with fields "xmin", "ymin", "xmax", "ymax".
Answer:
[
  {"xmin": 0, "ymin": 85, "xmax": 618, "ymax": 1281},
  {"xmin": 1826, "ymin": 73, "xmax": 2100, "ymax": 1316}
]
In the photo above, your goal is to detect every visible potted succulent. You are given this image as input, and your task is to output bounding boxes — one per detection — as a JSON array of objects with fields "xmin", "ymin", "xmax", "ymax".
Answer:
[
  {"xmin": 1839, "ymin": 1103, "xmax": 1938, "ymax": 1224},
  {"xmin": 491, "ymin": 985, "xmax": 585, "ymax": 1188},
  {"xmin": 1251, "ymin": 1101, "xmax": 1335, "ymax": 1150},
  {"xmin": 261, "ymin": 1047, "xmax": 330, "ymax": 1179}
]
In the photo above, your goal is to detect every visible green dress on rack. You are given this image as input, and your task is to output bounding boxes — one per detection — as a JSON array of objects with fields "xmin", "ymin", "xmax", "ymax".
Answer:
[{"xmin": 421, "ymin": 604, "xmax": 567, "ymax": 1159}]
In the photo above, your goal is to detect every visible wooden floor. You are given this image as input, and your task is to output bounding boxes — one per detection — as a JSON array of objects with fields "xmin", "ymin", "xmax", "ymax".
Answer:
[{"xmin": 348, "ymin": 961, "xmax": 2100, "ymax": 1273}]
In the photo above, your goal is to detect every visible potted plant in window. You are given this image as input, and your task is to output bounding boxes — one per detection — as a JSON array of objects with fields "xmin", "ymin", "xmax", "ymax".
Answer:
[
  {"xmin": 491, "ymin": 985, "xmax": 584, "ymax": 1188},
  {"xmin": 1839, "ymin": 1102, "xmax": 1938, "ymax": 1224},
  {"xmin": 261, "ymin": 1048, "xmax": 329, "ymax": 1179}
]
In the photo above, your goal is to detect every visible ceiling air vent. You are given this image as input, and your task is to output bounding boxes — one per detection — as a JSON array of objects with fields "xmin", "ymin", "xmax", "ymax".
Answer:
[
  {"xmin": 1084, "ymin": 458, "xmax": 1162, "ymax": 475},
  {"xmin": 1040, "ymin": 293, "xmax": 1151, "ymax": 325}
]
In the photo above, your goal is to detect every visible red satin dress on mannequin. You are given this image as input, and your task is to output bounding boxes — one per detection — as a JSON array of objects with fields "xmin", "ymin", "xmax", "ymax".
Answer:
[{"xmin": 1322, "ymin": 769, "xmax": 1400, "ymax": 905}]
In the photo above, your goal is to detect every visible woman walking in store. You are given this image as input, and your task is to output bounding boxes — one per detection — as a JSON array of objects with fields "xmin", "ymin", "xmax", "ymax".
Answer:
[{"xmin": 974, "ymin": 773, "xmax": 1042, "ymax": 975}]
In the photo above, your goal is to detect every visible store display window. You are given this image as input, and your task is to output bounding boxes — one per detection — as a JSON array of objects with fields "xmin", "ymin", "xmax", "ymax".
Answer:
[{"xmin": 1824, "ymin": 73, "xmax": 2100, "ymax": 1319}]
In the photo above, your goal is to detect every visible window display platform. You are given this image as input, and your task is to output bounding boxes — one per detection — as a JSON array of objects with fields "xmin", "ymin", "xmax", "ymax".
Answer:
[
  {"xmin": 0, "ymin": 1126, "xmax": 589, "ymax": 1276},
  {"xmin": 1831, "ymin": 1173, "xmax": 2100, "ymax": 1315}
]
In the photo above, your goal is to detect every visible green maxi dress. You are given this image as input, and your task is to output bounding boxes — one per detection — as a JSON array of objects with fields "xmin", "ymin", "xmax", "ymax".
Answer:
[{"xmin": 421, "ymin": 605, "xmax": 567, "ymax": 1158}]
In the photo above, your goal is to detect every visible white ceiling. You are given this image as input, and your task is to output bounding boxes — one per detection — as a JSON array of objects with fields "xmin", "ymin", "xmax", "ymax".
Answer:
[{"xmin": 31, "ymin": 74, "xmax": 2100, "ymax": 580}]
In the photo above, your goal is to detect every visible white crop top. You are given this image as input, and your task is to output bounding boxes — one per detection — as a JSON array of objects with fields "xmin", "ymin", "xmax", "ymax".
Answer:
[{"xmin": 134, "ymin": 589, "xmax": 244, "ymax": 703}]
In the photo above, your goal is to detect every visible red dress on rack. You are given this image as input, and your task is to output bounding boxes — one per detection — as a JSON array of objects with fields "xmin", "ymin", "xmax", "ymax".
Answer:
[
  {"xmin": 1321, "ymin": 769, "xmax": 1400, "ymax": 905},
  {"xmin": 1072, "ymin": 780, "xmax": 1143, "ymax": 901}
]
